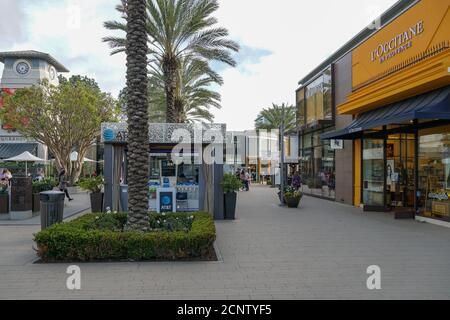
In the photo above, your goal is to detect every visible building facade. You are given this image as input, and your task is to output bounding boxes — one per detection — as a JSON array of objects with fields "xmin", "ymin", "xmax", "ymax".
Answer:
[
  {"xmin": 297, "ymin": 0, "xmax": 450, "ymax": 226},
  {"xmin": 0, "ymin": 50, "xmax": 69, "ymax": 160}
]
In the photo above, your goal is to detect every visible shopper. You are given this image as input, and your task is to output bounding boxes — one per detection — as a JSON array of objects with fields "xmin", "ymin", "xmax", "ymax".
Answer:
[
  {"xmin": 58, "ymin": 169, "xmax": 73, "ymax": 201},
  {"xmin": 292, "ymin": 171, "xmax": 301, "ymax": 191},
  {"xmin": 244, "ymin": 170, "xmax": 251, "ymax": 191}
]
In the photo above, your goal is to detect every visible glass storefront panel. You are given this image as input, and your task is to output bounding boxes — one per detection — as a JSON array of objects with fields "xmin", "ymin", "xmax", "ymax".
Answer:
[
  {"xmin": 296, "ymin": 88, "xmax": 305, "ymax": 128},
  {"xmin": 362, "ymin": 139, "xmax": 385, "ymax": 207},
  {"xmin": 298, "ymin": 128, "xmax": 335, "ymax": 199},
  {"xmin": 305, "ymin": 67, "xmax": 333, "ymax": 126},
  {"xmin": 418, "ymin": 127, "xmax": 450, "ymax": 222}
]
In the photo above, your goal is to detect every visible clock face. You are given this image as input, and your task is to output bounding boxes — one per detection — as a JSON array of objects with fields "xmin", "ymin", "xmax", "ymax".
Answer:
[
  {"xmin": 16, "ymin": 61, "xmax": 30, "ymax": 75},
  {"xmin": 49, "ymin": 66, "xmax": 56, "ymax": 80}
]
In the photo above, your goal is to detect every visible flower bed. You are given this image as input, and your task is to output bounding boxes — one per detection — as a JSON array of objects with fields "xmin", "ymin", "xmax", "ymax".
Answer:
[{"xmin": 34, "ymin": 212, "xmax": 216, "ymax": 262}]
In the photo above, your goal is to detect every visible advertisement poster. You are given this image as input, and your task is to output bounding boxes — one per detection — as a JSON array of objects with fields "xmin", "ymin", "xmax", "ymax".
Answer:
[{"xmin": 159, "ymin": 191, "xmax": 174, "ymax": 213}]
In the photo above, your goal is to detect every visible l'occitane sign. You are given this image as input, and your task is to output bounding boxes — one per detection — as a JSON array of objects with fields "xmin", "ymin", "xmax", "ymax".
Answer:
[
  {"xmin": 352, "ymin": 0, "xmax": 450, "ymax": 88},
  {"xmin": 370, "ymin": 20, "xmax": 424, "ymax": 64}
]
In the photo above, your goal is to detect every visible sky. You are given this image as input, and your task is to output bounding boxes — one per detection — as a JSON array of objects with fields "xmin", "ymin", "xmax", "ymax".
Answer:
[{"xmin": 0, "ymin": 0, "xmax": 398, "ymax": 131}]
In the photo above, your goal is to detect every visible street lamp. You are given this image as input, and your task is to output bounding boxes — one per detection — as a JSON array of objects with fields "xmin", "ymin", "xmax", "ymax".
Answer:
[{"xmin": 279, "ymin": 105, "xmax": 286, "ymax": 206}]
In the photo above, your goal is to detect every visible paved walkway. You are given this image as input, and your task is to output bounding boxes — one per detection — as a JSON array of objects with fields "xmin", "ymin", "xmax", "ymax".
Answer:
[
  {"xmin": 0, "ymin": 185, "xmax": 449, "ymax": 299},
  {"xmin": 0, "ymin": 193, "xmax": 91, "ymax": 225}
]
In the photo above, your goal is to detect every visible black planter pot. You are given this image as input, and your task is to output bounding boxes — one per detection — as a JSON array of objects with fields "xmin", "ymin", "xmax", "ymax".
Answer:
[
  {"xmin": 32, "ymin": 193, "xmax": 40, "ymax": 213},
  {"xmin": 0, "ymin": 193, "xmax": 9, "ymax": 214},
  {"xmin": 224, "ymin": 192, "xmax": 237, "ymax": 220},
  {"xmin": 284, "ymin": 196, "xmax": 301, "ymax": 208},
  {"xmin": 90, "ymin": 192, "xmax": 104, "ymax": 213}
]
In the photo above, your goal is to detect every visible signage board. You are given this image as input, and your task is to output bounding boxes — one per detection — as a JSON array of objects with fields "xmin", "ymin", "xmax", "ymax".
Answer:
[{"xmin": 352, "ymin": 0, "xmax": 450, "ymax": 88}]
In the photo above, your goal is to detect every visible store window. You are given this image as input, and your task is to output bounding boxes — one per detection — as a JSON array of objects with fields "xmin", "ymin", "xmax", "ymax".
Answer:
[
  {"xmin": 362, "ymin": 139, "xmax": 385, "ymax": 207},
  {"xmin": 296, "ymin": 88, "xmax": 305, "ymax": 128},
  {"xmin": 299, "ymin": 128, "xmax": 335, "ymax": 199},
  {"xmin": 305, "ymin": 67, "xmax": 333, "ymax": 125},
  {"xmin": 418, "ymin": 127, "xmax": 450, "ymax": 222}
]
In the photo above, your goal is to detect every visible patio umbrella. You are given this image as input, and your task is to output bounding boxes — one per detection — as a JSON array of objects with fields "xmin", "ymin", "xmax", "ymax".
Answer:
[
  {"xmin": 3, "ymin": 151, "xmax": 45, "ymax": 176},
  {"xmin": 70, "ymin": 151, "xmax": 96, "ymax": 163}
]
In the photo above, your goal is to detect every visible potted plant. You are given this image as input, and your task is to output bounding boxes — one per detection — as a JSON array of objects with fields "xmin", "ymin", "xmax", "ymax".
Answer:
[
  {"xmin": 221, "ymin": 173, "xmax": 242, "ymax": 220},
  {"xmin": 0, "ymin": 180, "xmax": 9, "ymax": 214},
  {"xmin": 79, "ymin": 176, "xmax": 104, "ymax": 213},
  {"xmin": 32, "ymin": 178, "xmax": 57, "ymax": 213},
  {"xmin": 284, "ymin": 185, "xmax": 303, "ymax": 208}
]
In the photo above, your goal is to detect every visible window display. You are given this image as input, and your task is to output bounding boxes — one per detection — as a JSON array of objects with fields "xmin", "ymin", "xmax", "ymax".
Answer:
[
  {"xmin": 418, "ymin": 128, "xmax": 450, "ymax": 222},
  {"xmin": 362, "ymin": 139, "xmax": 385, "ymax": 207},
  {"xmin": 148, "ymin": 155, "xmax": 200, "ymax": 212}
]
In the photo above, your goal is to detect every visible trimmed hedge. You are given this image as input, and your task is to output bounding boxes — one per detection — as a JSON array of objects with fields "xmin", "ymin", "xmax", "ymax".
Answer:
[{"xmin": 34, "ymin": 212, "xmax": 216, "ymax": 262}]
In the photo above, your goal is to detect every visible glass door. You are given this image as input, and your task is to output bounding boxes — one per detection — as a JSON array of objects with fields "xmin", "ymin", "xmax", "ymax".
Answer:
[
  {"xmin": 386, "ymin": 134, "xmax": 416, "ymax": 208},
  {"xmin": 362, "ymin": 139, "xmax": 385, "ymax": 207}
]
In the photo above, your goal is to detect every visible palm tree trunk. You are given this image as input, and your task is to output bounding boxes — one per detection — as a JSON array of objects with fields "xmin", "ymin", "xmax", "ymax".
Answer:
[
  {"xmin": 163, "ymin": 57, "xmax": 177, "ymax": 123},
  {"xmin": 125, "ymin": 0, "xmax": 150, "ymax": 231},
  {"xmin": 174, "ymin": 99, "xmax": 184, "ymax": 123}
]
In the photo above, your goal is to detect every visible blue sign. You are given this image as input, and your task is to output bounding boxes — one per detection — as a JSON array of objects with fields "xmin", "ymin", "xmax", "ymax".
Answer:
[
  {"xmin": 159, "ymin": 192, "xmax": 174, "ymax": 213},
  {"xmin": 103, "ymin": 128, "xmax": 115, "ymax": 142}
]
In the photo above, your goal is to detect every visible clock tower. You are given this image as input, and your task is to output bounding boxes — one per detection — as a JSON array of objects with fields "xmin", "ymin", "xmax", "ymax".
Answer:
[
  {"xmin": 0, "ymin": 50, "xmax": 69, "ymax": 89},
  {"xmin": 0, "ymin": 51, "xmax": 69, "ymax": 161}
]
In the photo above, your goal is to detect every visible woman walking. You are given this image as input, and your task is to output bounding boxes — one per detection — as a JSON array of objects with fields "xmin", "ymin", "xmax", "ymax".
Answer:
[{"xmin": 58, "ymin": 169, "xmax": 73, "ymax": 201}]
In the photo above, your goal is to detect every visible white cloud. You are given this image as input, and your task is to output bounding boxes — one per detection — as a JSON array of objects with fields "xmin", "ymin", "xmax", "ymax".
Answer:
[
  {"xmin": 213, "ymin": 0, "xmax": 398, "ymax": 130},
  {"xmin": 0, "ymin": 0, "xmax": 398, "ymax": 131}
]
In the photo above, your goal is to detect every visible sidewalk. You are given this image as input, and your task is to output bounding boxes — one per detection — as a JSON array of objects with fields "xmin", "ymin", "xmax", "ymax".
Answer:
[
  {"xmin": 0, "ymin": 193, "xmax": 91, "ymax": 226},
  {"xmin": 0, "ymin": 185, "xmax": 449, "ymax": 299}
]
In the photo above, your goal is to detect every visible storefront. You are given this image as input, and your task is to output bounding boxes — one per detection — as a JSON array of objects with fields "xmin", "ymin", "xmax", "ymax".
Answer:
[
  {"xmin": 296, "ymin": 66, "xmax": 337, "ymax": 200},
  {"xmin": 322, "ymin": 0, "xmax": 450, "ymax": 225},
  {"xmin": 101, "ymin": 123, "xmax": 226, "ymax": 220}
]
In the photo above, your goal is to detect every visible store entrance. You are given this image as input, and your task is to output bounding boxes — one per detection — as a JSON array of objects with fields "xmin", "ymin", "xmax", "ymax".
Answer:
[
  {"xmin": 362, "ymin": 133, "xmax": 416, "ymax": 211},
  {"xmin": 386, "ymin": 134, "xmax": 415, "ymax": 209}
]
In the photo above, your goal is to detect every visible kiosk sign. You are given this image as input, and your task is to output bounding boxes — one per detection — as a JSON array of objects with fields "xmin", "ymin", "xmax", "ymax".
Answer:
[{"xmin": 159, "ymin": 192, "xmax": 174, "ymax": 213}]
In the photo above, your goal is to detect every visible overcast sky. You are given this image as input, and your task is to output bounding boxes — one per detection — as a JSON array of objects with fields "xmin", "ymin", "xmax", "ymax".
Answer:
[{"xmin": 0, "ymin": 0, "xmax": 398, "ymax": 130}]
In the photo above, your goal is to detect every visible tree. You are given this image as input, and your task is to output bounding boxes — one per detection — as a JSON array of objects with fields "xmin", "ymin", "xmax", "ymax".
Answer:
[
  {"xmin": 255, "ymin": 103, "xmax": 297, "ymax": 132},
  {"xmin": 0, "ymin": 79, "xmax": 119, "ymax": 184},
  {"xmin": 125, "ymin": 0, "xmax": 151, "ymax": 231},
  {"xmin": 104, "ymin": 0, "xmax": 239, "ymax": 123},
  {"xmin": 148, "ymin": 57, "xmax": 223, "ymax": 123},
  {"xmin": 119, "ymin": 57, "xmax": 223, "ymax": 124}
]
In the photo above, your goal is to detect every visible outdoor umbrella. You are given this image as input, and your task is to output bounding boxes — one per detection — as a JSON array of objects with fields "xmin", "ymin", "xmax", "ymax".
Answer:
[
  {"xmin": 70, "ymin": 151, "xmax": 96, "ymax": 163},
  {"xmin": 3, "ymin": 151, "xmax": 45, "ymax": 176}
]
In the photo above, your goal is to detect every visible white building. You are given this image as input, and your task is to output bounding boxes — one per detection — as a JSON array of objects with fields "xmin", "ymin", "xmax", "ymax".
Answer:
[{"xmin": 0, "ymin": 50, "xmax": 69, "ymax": 160}]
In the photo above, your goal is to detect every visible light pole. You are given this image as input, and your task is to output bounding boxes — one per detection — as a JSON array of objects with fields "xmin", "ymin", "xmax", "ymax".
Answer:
[{"xmin": 279, "ymin": 105, "xmax": 286, "ymax": 206}]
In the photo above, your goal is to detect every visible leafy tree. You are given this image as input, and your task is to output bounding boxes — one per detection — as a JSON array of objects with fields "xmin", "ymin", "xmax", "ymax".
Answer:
[
  {"xmin": 124, "ymin": 0, "xmax": 151, "ymax": 231},
  {"xmin": 104, "ymin": 0, "xmax": 239, "ymax": 123},
  {"xmin": 255, "ymin": 103, "xmax": 297, "ymax": 132},
  {"xmin": 0, "ymin": 79, "xmax": 119, "ymax": 184},
  {"xmin": 148, "ymin": 57, "xmax": 223, "ymax": 123}
]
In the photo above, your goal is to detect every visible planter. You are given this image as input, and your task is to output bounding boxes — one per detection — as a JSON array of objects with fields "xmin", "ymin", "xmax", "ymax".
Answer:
[
  {"xmin": 224, "ymin": 192, "xmax": 237, "ymax": 220},
  {"xmin": 32, "ymin": 193, "xmax": 41, "ymax": 213},
  {"xmin": 284, "ymin": 195, "xmax": 302, "ymax": 208},
  {"xmin": 0, "ymin": 193, "xmax": 9, "ymax": 214},
  {"xmin": 90, "ymin": 192, "xmax": 104, "ymax": 213}
]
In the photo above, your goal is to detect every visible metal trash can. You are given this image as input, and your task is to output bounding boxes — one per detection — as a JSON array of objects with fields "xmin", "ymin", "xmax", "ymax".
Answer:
[
  {"xmin": 120, "ymin": 184, "xmax": 128, "ymax": 212},
  {"xmin": 40, "ymin": 191, "xmax": 65, "ymax": 230}
]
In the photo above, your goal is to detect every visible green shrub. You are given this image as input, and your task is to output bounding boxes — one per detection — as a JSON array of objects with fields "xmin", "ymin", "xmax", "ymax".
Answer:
[
  {"xmin": 221, "ymin": 173, "xmax": 242, "ymax": 193},
  {"xmin": 78, "ymin": 176, "xmax": 104, "ymax": 193},
  {"xmin": 34, "ymin": 212, "xmax": 216, "ymax": 262},
  {"xmin": 32, "ymin": 177, "xmax": 58, "ymax": 194}
]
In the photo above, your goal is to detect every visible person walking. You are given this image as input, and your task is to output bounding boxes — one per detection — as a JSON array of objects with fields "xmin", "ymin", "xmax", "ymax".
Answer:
[
  {"xmin": 58, "ymin": 169, "xmax": 73, "ymax": 201},
  {"xmin": 244, "ymin": 170, "xmax": 251, "ymax": 191}
]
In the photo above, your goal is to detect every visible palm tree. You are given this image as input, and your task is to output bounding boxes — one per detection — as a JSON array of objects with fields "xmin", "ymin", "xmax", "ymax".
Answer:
[
  {"xmin": 104, "ymin": 0, "xmax": 239, "ymax": 123},
  {"xmin": 124, "ymin": 0, "xmax": 150, "ymax": 231},
  {"xmin": 255, "ymin": 103, "xmax": 297, "ymax": 132},
  {"xmin": 148, "ymin": 57, "xmax": 223, "ymax": 123}
]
